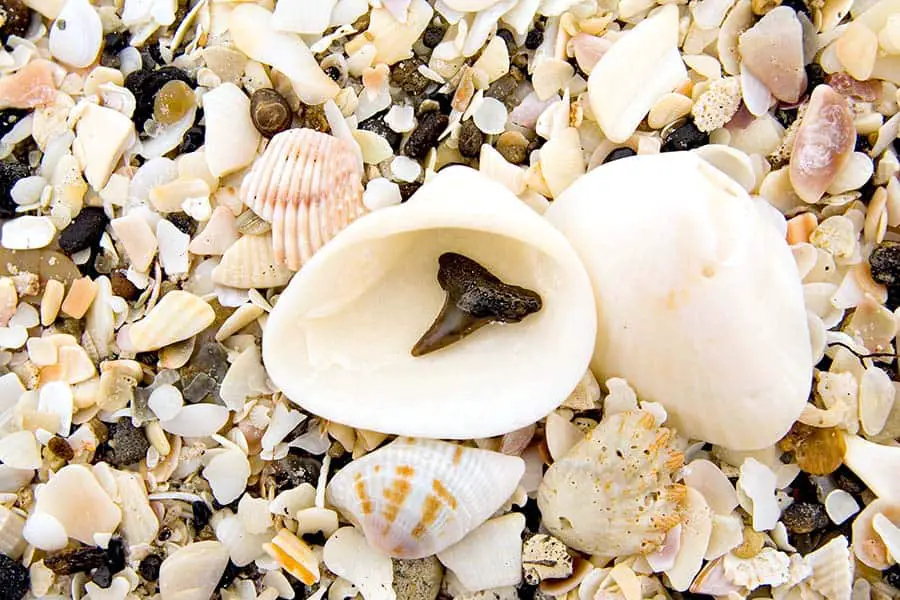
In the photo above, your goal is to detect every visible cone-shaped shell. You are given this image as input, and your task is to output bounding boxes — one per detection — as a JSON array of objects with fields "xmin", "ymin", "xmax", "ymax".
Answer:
[
  {"xmin": 545, "ymin": 152, "xmax": 812, "ymax": 450},
  {"xmin": 326, "ymin": 438, "xmax": 525, "ymax": 559},
  {"xmin": 263, "ymin": 166, "xmax": 596, "ymax": 439},
  {"xmin": 212, "ymin": 233, "xmax": 294, "ymax": 289},
  {"xmin": 241, "ymin": 128, "xmax": 366, "ymax": 270}
]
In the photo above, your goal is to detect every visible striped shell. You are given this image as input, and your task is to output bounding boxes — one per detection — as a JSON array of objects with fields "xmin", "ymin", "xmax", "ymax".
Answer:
[
  {"xmin": 326, "ymin": 438, "xmax": 525, "ymax": 559},
  {"xmin": 241, "ymin": 128, "xmax": 366, "ymax": 271},
  {"xmin": 212, "ymin": 233, "xmax": 293, "ymax": 289},
  {"xmin": 537, "ymin": 410, "xmax": 687, "ymax": 556},
  {"xmin": 128, "ymin": 291, "xmax": 215, "ymax": 353}
]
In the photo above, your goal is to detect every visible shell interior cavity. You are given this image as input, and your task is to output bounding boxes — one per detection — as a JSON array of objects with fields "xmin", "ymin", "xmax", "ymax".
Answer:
[
  {"xmin": 325, "ymin": 438, "xmax": 525, "ymax": 559},
  {"xmin": 263, "ymin": 166, "xmax": 597, "ymax": 439}
]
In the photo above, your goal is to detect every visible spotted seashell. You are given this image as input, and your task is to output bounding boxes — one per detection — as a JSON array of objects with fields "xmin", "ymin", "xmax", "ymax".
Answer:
[
  {"xmin": 537, "ymin": 410, "xmax": 687, "ymax": 556},
  {"xmin": 240, "ymin": 128, "xmax": 366, "ymax": 271},
  {"xmin": 325, "ymin": 438, "xmax": 525, "ymax": 559}
]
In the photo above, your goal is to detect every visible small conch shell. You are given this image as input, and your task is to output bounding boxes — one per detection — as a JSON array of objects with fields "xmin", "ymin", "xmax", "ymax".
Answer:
[
  {"xmin": 263, "ymin": 166, "xmax": 596, "ymax": 439},
  {"xmin": 325, "ymin": 438, "xmax": 525, "ymax": 559},
  {"xmin": 241, "ymin": 128, "xmax": 366, "ymax": 270},
  {"xmin": 212, "ymin": 234, "xmax": 294, "ymax": 289},
  {"xmin": 127, "ymin": 291, "xmax": 215, "ymax": 353},
  {"xmin": 537, "ymin": 410, "xmax": 687, "ymax": 557}
]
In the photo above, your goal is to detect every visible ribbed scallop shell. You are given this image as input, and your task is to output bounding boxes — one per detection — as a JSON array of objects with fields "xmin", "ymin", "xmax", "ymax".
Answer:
[
  {"xmin": 241, "ymin": 128, "xmax": 366, "ymax": 271},
  {"xmin": 806, "ymin": 535, "xmax": 853, "ymax": 600},
  {"xmin": 212, "ymin": 233, "xmax": 294, "ymax": 289},
  {"xmin": 326, "ymin": 438, "xmax": 525, "ymax": 559},
  {"xmin": 537, "ymin": 410, "xmax": 687, "ymax": 556},
  {"xmin": 129, "ymin": 291, "xmax": 216, "ymax": 353}
]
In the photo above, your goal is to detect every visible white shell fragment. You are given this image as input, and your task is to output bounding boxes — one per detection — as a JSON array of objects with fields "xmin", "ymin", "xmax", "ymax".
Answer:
[
  {"xmin": 203, "ymin": 83, "xmax": 261, "ymax": 178},
  {"xmin": 587, "ymin": 5, "xmax": 687, "ymax": 143},
  {"xmin": 437, "ymin": 513, "xmax": 525, "ymax": 592},
  {"xmin": 264, "ymin": 166, "xmax": 596, "ymax": 439},
  {"xmin": 74, "ymin": 103, "xmax": 135, "ymax": 191},
  {"xmin": 546, "ymin": 153, "xmax": 812, "ymax": 450},
  {"xmin": 326, "ymin": 438, "xmax": 525, "ymax": 559},
  {"xmin": 738, "ymin": 7, "xmax": 807, "ymax": 103},
  {"xmin": 128, "ymin": 291, "xmax": 215, "ymax": 352},
  {"xmin": 737, "ymin": 458, "xmax": 781, "ymax": 532},
  {"xmin": 49, "ymin": 0, "xmax": 102, "ymax": 68},
  {"xmin": 842, "ymin": 434, "xmax": 900, "ymax": 503},
  {"xmin": 1, "ymin": 216, "xmax": 56, "ymax": 250},
  {"xmin": 323, "ymin": 527, "xmax": 395, "ymax": 600},
  {"xmin": 212, "ymin": 234, "xmax": 293, "ymax": 289},
  {"xmin": 159, "ymin": 541, "xmax": 230, "ymax": 600}
]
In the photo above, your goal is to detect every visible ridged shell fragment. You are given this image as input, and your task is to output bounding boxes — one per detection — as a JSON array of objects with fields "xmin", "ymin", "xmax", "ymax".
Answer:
[
  {"xmin": 127, "ymin": 291, "xmax": 215, "ymax": 352},
  {"xmin": 538, "ymin": 410, "xmax": 686, "ymax": 556},
  {"xmin": 211, "ymin": 234, "xmax": 293, "ymax": 289},
  {"xmin": 325, "ymin": 438, "xmax": 525, "ymax": 559},
  {"xmin": 159, "ymin": 541, "xmax": 229, "ymax": 600},
  {"xmin": 240, "ymin": 128, "xmax": 366, "ymax": 271}
]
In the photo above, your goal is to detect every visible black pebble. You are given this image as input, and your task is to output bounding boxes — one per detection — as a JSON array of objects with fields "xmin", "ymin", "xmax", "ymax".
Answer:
[
  {"xmin": 426, "ymin": 91, "xmax": 453, "ymax": 114},
  {"xmin": 805, "ymin": 63, "xmax": 826, "ymax": 94},
  {"xmin": 178, "ymin": 126, "xmax": 205, "ymax": 154},
  {"xmin": 782, "ymin": 502, "xmax": 830, "ymax": 534},
  {"xmin": 0, "ymin": 554, "xmax": 28, "ymax": 600},
  {"xmin": 404, "ymin": 111, "xmax": 449, "ymax": 159},
  {"xmin": 775, "ymin": 107, "xmax": 798, "ymax": 128},
  {"xmin": 524, "ymin": 29, "xmax": 543, "ymax": 50},
  {"xmin": 192, "ymin": 500, "xmax": 212, "ymax": 530},
  {"xmin": 138, "ymin": 554, "xmax": 162, "ymax": 582},
  {"xmin": 324, "ymin": 65, "xmax": 342, "ymax": 81},
  {"xmin": 110, "ymin": 270, "xmax": 140, "ymax": 301},
  {"xmin": 271, "ymin": 453, "xmax": 321, "ymax": 492},
  {"xmin": 495, "ymin": 29, "xmax": 515, "ymax": 51},
  {"xmin": 0, "ymin": 160, "xmax": 30, "ymax": 219},
  {"xmin": 105, "ymin": 418, "xmax": 151, "ymax": 467},
  {"xmin": 870, "ymin": 241, "xmax": 900, "ymax": 286},
  {"xmin": 512, "ymin": 497, "xmax": 542, "ymax": 535},
  {"xmin": 45, "ymin": 546, "xmax": 108, "ymax": 575},
  {"xmin": 92, "ymin": 565, "xmax": 112, "ymax": 589},
  {"xmin": 58, "ymin": 207, "xmax": 109, "ymax": 255},
  {"xmin": 106, "ymin": 537, "xmax": 126, "ymax": 574},
  {"xmin": 661, "ymin": 121, "xmax": 708, "ymax": 152},
  {"xmin": 358, "ymin": 115, "xmax": 401, "ymax": 151},
  {"xmin": 0, "ymin": 0, "xmax": 31, "ymax": 43},
  {"xmin": 0, "ymin": 109, "xmax": 28, "ymax": 139},
  {"xmin": 398, "ymin": 182, "xmax": 422, "ymax": 203},
  {"xmin": 422, "ymin": 25, "xmax": 445, "ymax": 48},
  {"xmin": 603, "ymin": 147, "xmax": 637, "ymax": 164},
  {"xmin": 855, "ymin": 134, "xmax": 873, "ymax": 154},
  {"xmin": 833, "ymin": 465, "xmax": 866, "ymax": 495},
  {"xmin": 457, "ymin": 119, "xmax": 483, "ymax": 158},
  {"xmin": 100, "ymin": 32, "xmax": 128, "ymax": 68},
  {"xmin": 885, "ymin": 564, "xmax": 900, "ymax": 589},
  {"xmin": 166, "ymin": 211, "xmax": 197, "ymax": 236},
  {"xmin": 124, "ymin": 66, "xmax": 193, "ymax": 129},
  {"xmin": 302, "ymin": 531, "xmax": 327, "ymax": 546}
]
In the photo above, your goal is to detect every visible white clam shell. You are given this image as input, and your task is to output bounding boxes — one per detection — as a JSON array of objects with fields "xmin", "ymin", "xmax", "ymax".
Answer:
[
  {"xmin": 49, "ymin": 0, "xmax": 102, "ymax": 68},
  {"xmin": 545, "ymin": 152, "xmax": 812, "ymax": 450},
  {"xmin": 264, "ymin": 166, "xmax": 596, "ymax": 439},
  {"xmin": 325, "ymin": 438, "xmax": 525, "ymax": 559}
]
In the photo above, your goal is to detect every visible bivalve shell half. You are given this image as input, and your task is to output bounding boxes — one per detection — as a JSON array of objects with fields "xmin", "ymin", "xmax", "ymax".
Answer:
[
  {"xmin": 49, "ymin": 0, "xmax": 102, "ymax": 68},
  {"xmin": 263, "ymin": 166, "xmax": 596, "ymax": 439},
  {"xmin": 212, "ymin": 234, "xmax": 294, "ymax": 289},
  {"xmin": 127, "ymin": 291, "xmax": 215, "ymax": 352},
  {"xmin": 325, "ymin": 437, "xmax": 525, "ymax": 559},
  {"xmin": 241, "ymin": 128, "xmax": 366, "ymax": 271}
]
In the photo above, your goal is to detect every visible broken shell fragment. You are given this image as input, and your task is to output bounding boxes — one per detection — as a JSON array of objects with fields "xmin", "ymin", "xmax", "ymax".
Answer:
[
  {"xmin": 48, "ymin": 0, "xmax": 102, "ymax": 68},
  {"xmin": 852, "ymin": 499, "xmax": 900, "ymax": 569},
  {"xmin": 263, "ymin": 166, "xmax": 596, "ymax": 439},
  {"xmin": 738, "ymin": 7, "xmax": 807, "ymax": 103},
  {"xmin": 545, "ymin": 152, "xmax": 812, "ymax": 450},
  {"xmin": 240, "ymin": 128, "xmax": 366, "ymax": 271},
  {"xmin": 128, "ymin": 291, "xmax": 215, "ymax": 352},
  {"xmin": 211, "ymin": 234, "xmax": 293, "ymax": 289},
  {"xmin": 159, "ymin": 541, "xmax": 230, "ymax": 600},
  {"xmin": 325, "ymin": 437, "xmax": 525, "ymax": 559}
]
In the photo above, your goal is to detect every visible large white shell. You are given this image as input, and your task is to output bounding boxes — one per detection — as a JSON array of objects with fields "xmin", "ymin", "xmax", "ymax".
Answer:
[
  {"xmin": 325, "ymin": 438, "xmax": 525, "ymax": 559},
  {"xmin": 241, "ymin": 129, "xmax": 366, "ymax": 271},
  {"xmin": 263, "ymin": 166, "xmax": 596, "ymax": 439},
  {"xmin": 159, "ymin": 541, "xmax": 230, "ymax": 600},
  {"xmin": 545, "ymin": 152, "xmax": 812, "ymax": 450}
]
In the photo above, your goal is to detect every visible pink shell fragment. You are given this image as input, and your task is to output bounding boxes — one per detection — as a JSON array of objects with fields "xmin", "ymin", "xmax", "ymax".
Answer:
[
  {"xmin": 826, "ymin": 72, "xmax": 882, "ymax": 102},
  {"xmin": 0, "ymin": 60, "xmax": 58, "ymax": 110},
  {"xmin": 789, "ymin": 85, "xmax": 855, "ymax": 204},
  {"xmin": 738, "ymin": 7, "xmax": 807, "ymax": 104}
]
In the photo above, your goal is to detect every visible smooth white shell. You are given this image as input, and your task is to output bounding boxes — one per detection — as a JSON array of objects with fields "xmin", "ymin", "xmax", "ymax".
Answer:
[
  {"xmin": 49, "ymin": 0, "xmax": 102, "ymax": 68},
  {"xmin": 325, "ymin": 438, "xmax": 525, "ymax": 559},
  {"xmin": 264, "ymin": 166, "xmax": 596, "ymax": 439},
  {"xmin": 545, "ymin": 152, "xmax": 812, "ymax": 450}
]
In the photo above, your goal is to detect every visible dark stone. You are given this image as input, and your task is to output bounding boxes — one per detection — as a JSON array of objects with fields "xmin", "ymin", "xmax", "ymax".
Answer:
[
  {"xmin": 48, "ymin": 435, "xmax": 74, "ymax": 461},
  {"xmin": 426, "ymin": 91, "xmax": 453, "ymax": 114},
  {"xmin": 392, "ymin": 59, "xmax": 431, "ymax": 96},
  {"xmin": 0, "ymin": 553, "xmax": 28, "ymax": 600},
  {"xmin": 166, "ymin": 212, "xmax": 197, "ymax": 236},
  {"xmin": 359, "ymin": 114, "xmax": 402, "ymax": 151},
  {"xmin": 512, "ymin": 497, "xmax": 543, "ymax": 535},
  {"xmin": 398, "ymin": 182, "xmax": 422, "ymax": 202},
  {"xmin": 216, "ymin": 561, "xmax": 258, "ymax": 591},
  {"xmin": 855, "ymin": 134, "xmax": 873, "ymax": 154},
  {"xmin": 110, "ymin": 270, "xmax": 140, "ymax": 301},
  {"xmin": 775, "ymin": 107, "xmax": 799, "ymax": 128},
  {"xmin": 604, "ymin": 147, "xmax": 637, "ymax": 164},
  {"xmin": 885, "ymin": 564, "xmax": 900, "ymax": 589},
  {"xmin": 833, "ymin": 465, "xmax": 866, "ymax": 495},
  {"xmin": 45, "ymin": 547, "xmax": 108, "ymax": 575},
  {"xmin": 782, "ymin": 502, "xmax": 829, "ymax": 534},
  {"xmin": 302, "ymin": 531, "xmax": 327, "ymax": 546},
  {"xmin": 324, "ymin": 65, "xmax": 342, "ymax": 81},
  {"xmin": 100, "ymin": 31, "xmax": 128, "ymax": 68},
  {"xmin": 105, "ymin": 418, "xmax": 151, "ymax": 467},
  {"xmin": 870, "ymin": 241, "xmax": 900, "ymax": 286},
  {"xmin": 457, "ymin": 120, "xmax": 483, "ymax": 158},
  {"xmin": 138, "ymin": 554, "xmax": 162, "ymax": 582},
  {"xmin": 106, "ymin": 537, "xmax": 126, "ymax": 574},
  {"xmin": 124, "ymin": 66, "xmax": 194, "ymax": 129},
  {"xmin": 192, "ymin": 500, "xmax": 213, "ymax": 530},
  {"xmin": 178, "ymin": 126, "xmax": 204, "ymax": 154},
  {"xmin": 92, "ymin": 565, "xmax": 112, "ymax": 589},
  {"xmin": 0, "ymin": 160, "xmax": 30, "ymax": 219},
  {"xmin": 525, "ymin": 29, "xmax": 543, "ymax": 50},
  {"xmin": 190, "ymin": 342, "xmax": 230, "ymax": 382},
  {"xmin": 58, "ymin": 207, "xmax": 109, "ymax": 255},
  {"xmin": 0, "ymin": 109, "xmax": 28, "ymax": 139},
  {"xmin": 404, "ymin": 111, "xmax": 448, "ymax": 159},
  {"xmin": 661, "ymin": 121, "xmax": 708, "ymax": 152},
  {"xmin": 486, "ymin": 73, "xmax": 520, "ymax": 103},
  {"xmin": 422, "ymin": 25, "xmax": 445, "ymax": 48},
  {"xmin": 805, "ymin": 63, "xmax": 826, "ymax": 94},
  {"xmin": 0, "ymin": 0, "xmax": 31, "ymax": 43},
  {"xmin": 182, "ymin": 373, "xmax": 217, "ymax": 404},
  {"xmin": 270, "ymin": 453, "xmax": 321, "ymax": 492}
]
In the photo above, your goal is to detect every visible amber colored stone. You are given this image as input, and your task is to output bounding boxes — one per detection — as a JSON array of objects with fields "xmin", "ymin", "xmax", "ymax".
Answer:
[{"xmin": 778, "ymin": 422, "xmax": 845, "ymax": 475}]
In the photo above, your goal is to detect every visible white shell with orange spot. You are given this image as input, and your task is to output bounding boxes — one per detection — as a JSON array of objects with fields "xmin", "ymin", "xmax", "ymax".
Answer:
[{"xmin": 325, "ymin": 438, "xmax": 525, "ymax": 559}]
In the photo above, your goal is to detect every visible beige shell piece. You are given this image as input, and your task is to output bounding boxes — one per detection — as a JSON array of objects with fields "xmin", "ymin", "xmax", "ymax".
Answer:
[
  {"xmin": 159, "ymin": 541, "xmax": 230, "ymax": 600},
  {"xmin": 545, "ymin": 152, "xmax": 812, "ymax": 450},
  {"xmin": 537, "ymin": 410, "xmax": 687, "ymax": 557},
  {"xmin": 263, "ymin": 166, "xmax": 597, "ymax": 439},
  {"xmin": 806, "ymin": 535, "xmax": 854, "ymax": 600},
  {"xmin": 240, "ymin": 128, "xmax": 366, "ymax": 271},
  {"xmin": 128, "ymin": 291, "xmax": 215, "ymax": 353},
  {"xmin": 852, "ymin": 499, "xmax": 900, "ymax": 569},
  {"xmin": 211, "ymin": 234, "xmax": 294, "ymax": 289},
  {"xmin": 325, "ymin": 437, "xmax": 525, "ymax": 559}
]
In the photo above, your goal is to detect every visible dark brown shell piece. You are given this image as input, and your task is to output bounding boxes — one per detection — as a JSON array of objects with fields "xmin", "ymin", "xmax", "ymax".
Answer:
[
  {"xmin": 411, "ymin": 252, "xmax": 542, "ymax": 357},
  {"xmin": 250, "ymin": 88, "xmax": 293, "ymax": 138},
  {"xmin": 0, "ymin": 0, "xmax": 31, "ymax": 42}
]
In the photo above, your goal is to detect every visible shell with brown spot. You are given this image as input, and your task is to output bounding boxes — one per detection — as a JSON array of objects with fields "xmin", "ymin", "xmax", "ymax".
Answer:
[{"xmin": 325, "ymin": 438, "xmax": 525, "ymax": 559}]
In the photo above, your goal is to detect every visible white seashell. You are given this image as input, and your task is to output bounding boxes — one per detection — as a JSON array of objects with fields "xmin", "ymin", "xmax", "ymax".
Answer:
[
  {"xmin": 231, "ymin": 5, "xmax": 339, "ymax": 105},
  {"xmin": 364, "ymin": 178, "xmax": 403, "ymax": 211},
  {"xmin": 825, "ymin": 489, "xmax": 859, "ymax": 525},
  {"xmin": 159, "ymin": 403, "xmax": 229, "ymax": 438},
  {"xmin": 37, "ymin": 381, "xmax": 73, "ymax": 436},
  {"xmin": 694, "ymin": 145, "xmax": 756, "ymax": 193},
  {"xmin": 204, "ymin": 449, "xmax": 250, "ymax": 505},
  {"xmin": 1, "ymin": 216, "xmax": 56, "ymax": 250},
  {"xmin": 473, "ymin": 98, "xmax": 508, "ymax": 135},
  {"xmin": 212, "ymin": 234, "xmax": 293, "ymax": 289},
  {"xmin": 272, "ymin": 0, "xmax": 336, "ymax": 35},
  {"xmin": 148, "ymin": 384, "xmax": 183, "ymax": 421},
  {"xmin": 540, "ymin": 128, "xmax": 585, "ymax": 199},
  {"xmin": 240, "ymin": 128, "xmax": 366, "ymax": 271},
  {"xmin": 538, "ymin": 410, "xmax": 686, "ymax": 556},
  {"xmin": 356, "ymin": 0, "xmax": 433, "ymax": 65},
  {"xmin": 682, "ymin": 459, "xmax": 739, "ymax": 515},
  {"xmin": 806, "ymin": 535, "xmax": 853, "ymax": 600},
  {"xmin": 736, "ymin": 458, "xmax": 780, "ymax": 531},
  {"xmin": 214, "ymin": 510, "xmax": 271, "ymax": 566},
  {"xmin": 203, "ymin": 83, "xmax": 261, "ymax": 179},
  {"xmin": 190, "ymin": 206, "xmax": 239, "ymax": 256},
  {"xmin": 264, "ymin": 166, "xmax": 596, "ymax": 439},
  {"xmin": 295, "ymin": 506, "xmax": 339, "ymax": 537},
  {"xmin": 587, "ymin": 5, "xmax": 687, "ymax": 143},
  {"xmin": 0, "ymin": 430, "xmax": 41, "ymax": 470},
  {"xmin": 859, "ymin": 366, "xmax": 895, "ymax": 436},
  {"xmin": 271, "ymin": 483, "xmax": 317, "ymax": 518},
  {"xmin": 852, "ymin": 499, "xmax": 900, "ymax": 569},
  {"xmin": 545, "ymin": 411, "xmax": 583, "ymax": 461},
  {"xmin": 23, "ymin": 511, "xmax": 68, "ymax": 552},
  {"xmin": 159, "ymin": 541, "xmax": 230, "ymax": 600},
  {"xmin": 842, "ymin": 434, "xmax": 900, "ymax": 503},
  {"xmin": 739, "ymin": 7, "xmax": 807, "ymax": 103},
  {"xmin": 113, "ymin": 470, "xmax": 158, "ymax": 547},
  {"xmin": 666, "ymin": 487, "xmax": 713, "ymax": 591},
  {"xmin": 326, "ymin": 438, "xmax": 525, "ymax": 559},
  {"xmin": 705, "ymin": 513, "xmax": 743, "ymax": 560},
  {"xmin": 73, "ymin": 103, "xmax": 135, "ymax": 191},
  {"xmin": 0, "ymin": 506, "xmax": 25, "ymax": 559},
  {"xmin": 437, "ymin": 513, "xmax": 524, "ymax": 592},
  {"xmin": 49, "ymin": 0, "xmax": 102, "ymax": 68},
  {"xmin": 129, "ymin": 291, "xmax": 215, "ymax": 352},
  {"xmin": 546, "ymin": 153, "xmax": 811, "ymax": 450},
  {"xmin": 219, "ymin": 344, "xmax": 269, "ymax": 413},
  {"xmin": 323, "ymin": 526, "xmax": 394, "ymax": 600},
  {"xmin": 156, "ymin": 220, "xmax": 190, "ymax": 276}
]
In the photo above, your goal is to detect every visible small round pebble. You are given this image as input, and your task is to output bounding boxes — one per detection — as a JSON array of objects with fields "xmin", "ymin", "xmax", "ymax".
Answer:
[
  {"xmin": 422, "ymin": 26, "xmax": 445, "ymax": 49},
  {"xmin": 192, "ymin": 500, "xmax": 212, "ymax": 530},
  {"xmin": 833, "ymin": 465, "xmax": 866, "ymax": 495},
  {"xmin": 525, "ymin": 29, "xmax": 543, "ymax": 50},
  {"xmin": 404, "ymin": 111, "xmax": 449, "ymax": 159},
  {"xmin": 138, "ymin": 554, "xmax": 162, "ymax": 582},
  {"xmin": 179, "ymin": 126, "xmax": 205, "ymax": 154},
  {"xmin": 58, "ymin": 207, "xmax": 109, "ymax": 256},
  {"xmin": 250, "ymin": 88, "xmax": 292, "ymax": 138},
  {"xmin": 0, "ymin": 553, "xmax": 28, "ymax": 600},
  {"xmin": 106, "ymin": 537, "xmax": 126, "ymax": 574},
  {"xmin": 153, "ymin": 80, "xmax": 195, "ymax": 126},
  {"xmin": 604, "ymin": 147, "xmax": 637, "ymax": 164},
  {"xmin": 486, "ymin": 73, "xmax": 520, "ymax": 103},
  {"xmin": 166, "ymin": 212, "xmax": 197, "ymax": 237},
  {"xmin": 105, "ymin": 418, "xmax": 150, "ymax": 467},
  {"xmin": 393, "ymin": 557, "xmax": 443, "ymax": 600},
  {"xmin": 661, "ymin": 121, "xmax": 708, "ymax": 152},
  {"xmin": 91, "ymin": 565, "xmax": 112, "ymax": 589},
  {"xmin": 458, "ymin": 120, "xmax": 484, "ymax": 158},
  {"xmin": 48, "ymin": 435, "xmax": 74, "ymax": 461},
  {"xmin": 496, "ymin": 131, "xmax": 529, "ymax": 165},
  {"xmin": 781, "ymin": 502, "xmax": 829, "ymax": 534}
]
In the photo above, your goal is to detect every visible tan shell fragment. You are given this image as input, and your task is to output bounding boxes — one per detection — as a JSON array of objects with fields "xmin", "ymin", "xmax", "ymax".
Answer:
[
  {"xmin": 738, "ymin": 7, "xmax": 807, "ymax": 103},
  {"xmin": 211, "ymin": 234, "xmax": 293, "ymax": 289},
  {"xmin": 128, "ymin": 291, "xmax": 215, "ymax": 353},
  {"xmin": 240, "ymin": 128, "xmax": 366, "ymax": 271}
]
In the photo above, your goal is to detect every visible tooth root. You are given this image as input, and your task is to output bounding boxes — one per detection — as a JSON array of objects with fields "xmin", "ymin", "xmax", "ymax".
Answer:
[{"xmin": 411, "ymin": 296, "xmax": 491, "ymax": 357}]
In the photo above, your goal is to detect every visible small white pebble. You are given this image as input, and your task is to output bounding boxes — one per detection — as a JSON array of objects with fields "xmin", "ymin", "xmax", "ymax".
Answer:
[
  {"xmin": 390, "ymin": 156, "xmax": 422, "ymax": 183},
  {"xmin": 182, "ymin": 196, "xmax": 212, "ymax": 221},
  {"xmin": 0, "ymin": 326, "xmax": 27, "ymax": 349},
  {"xmin": 156, "ymin": 220, "xmax": 190, "ymax": 275},
  {"xmin": 1, "ymin": 216, "xmax": 57, "ymax": 250},
  {"xmin": 474, "ymin": 98, "xmax": 508, "ymax": 135},
  {"xmin": 9, "ymin": 302, "xmax": 38, "ymax": 328},
  {"xmin": 385, "ymin": 105, "xmax": 416, "ymax": 133},
  {"xmin": 825, "ymin": 489, "xmax": 859, "ymax": 525},
  {"xmin": 363, "ymin": 178, "xmax": 402, "ymax": 210},
  {"xmin": 149, "ymin": 384, "xmax": 184, "ymax": 421},
  {"xmin": 11, "ymin": 176, "xmax": 47, "ymax": 206}
]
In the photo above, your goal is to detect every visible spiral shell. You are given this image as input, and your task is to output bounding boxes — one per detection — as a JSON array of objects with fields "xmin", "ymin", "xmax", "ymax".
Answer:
[
  {"xmin": 537, "ymin": 410, "xmax": 687, "ymax": 556},
  {"xmin": 241, "ymin": 128, "xmax": 366, "ymax": 270},
  {"xmin": 326, "ymin": 438, "xmax": 525, "ymax": 559}
]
